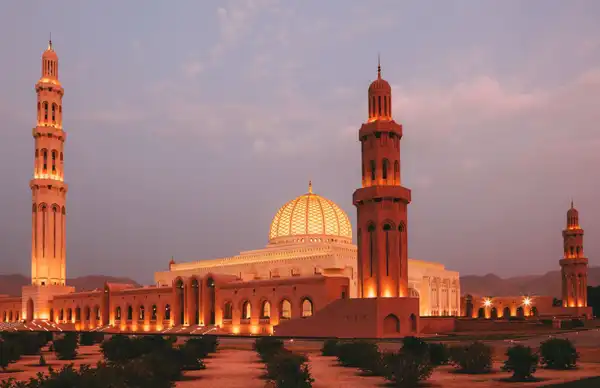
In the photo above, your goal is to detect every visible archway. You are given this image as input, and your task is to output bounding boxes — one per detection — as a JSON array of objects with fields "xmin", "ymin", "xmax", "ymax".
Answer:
[
  {"xmin": 383, "ymin": 314, "xmax": 400, "ymax": 334},
  {"xmin": 207, "ymin": 277, "xmax": 216, "ymax": 325},
  {"xmin": 410, "ymin": 313, "xmax": 417, "ymax": 332},
  {"xmin": 516, "ymin": 306, "xmax": 524, "ymax": 318},
  {"xmin": 465, "ymin": 295, "xmax": 474, "ymax": 317},
  {"xmin": 531, "ymin": 306, "xmax": 539, "ymax": 317},
  {"xmin": 477, "ymin": 308, "xmax": 485, "ymax": 318},
  {"xmin": 503, "ymin": 307, "xmax": 511, "ymax": 319},
  {"xmin": 26, "ymin": 298, "xmax": 34, "ymax": 321},
  {"xmin": 191, "ymin": 278, "xmax": 200, "ymax": 325},
  {"xmin": 175, "ymin": 278, "xmax": 184, "ymax": 325},
  {"xmin": 490, "ymin": 307, "xmax": 498, "ymax": 319}
]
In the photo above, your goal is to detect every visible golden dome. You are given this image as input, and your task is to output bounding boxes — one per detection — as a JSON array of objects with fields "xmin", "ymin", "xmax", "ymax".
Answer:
[{"xmin": 268, "ymin": 182, "xmax": 353, "ymax": 244}]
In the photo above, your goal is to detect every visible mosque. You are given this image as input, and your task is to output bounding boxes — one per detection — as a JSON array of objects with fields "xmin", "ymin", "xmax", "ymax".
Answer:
[{"xmin": 0, "ymin": 42, "xmax": 591, "ymax": 337}]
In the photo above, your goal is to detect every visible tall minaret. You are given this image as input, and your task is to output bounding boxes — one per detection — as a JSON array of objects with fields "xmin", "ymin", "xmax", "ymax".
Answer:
[
  {"xmin": 560, "ymin": 201, "xmax": 588, "ymax": 308},
  {"xmin": 30, "ymin": 39, "xmax": 68, "ymax": 286},
  {"xmin": 353, "ymin": 60, "xmax": 411, "ymax": 299}
]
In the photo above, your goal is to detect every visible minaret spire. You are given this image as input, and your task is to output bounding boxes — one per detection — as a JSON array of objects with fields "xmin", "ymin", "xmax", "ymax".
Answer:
[
  {"xmin": 308, "ymin": 180, "xmax": 313, "ymax": 194},
  {"xmin": 377, "ymin": 53, "xmax": 381, "ymax": 79}
]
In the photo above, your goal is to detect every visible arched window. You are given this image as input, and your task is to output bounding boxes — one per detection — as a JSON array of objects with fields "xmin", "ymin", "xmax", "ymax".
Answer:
[
  {"xmin": 371, "ymin": 96, "xmax": 376, "ymax": 117},
  {"xmin": 151, "ymin": 305, "xmax": 157, "ymax": 321},
  {"xmin": 394, "ymin": 161, "xmax": 399, "ymax": 184},
  {"xmin": 370, "ymin": 160, "xmax": 376, "ymax": 182},
  {"xmin": 576, "ymin": 246, "xmax": 580, "ymax": 257},
  {"xmin": 382, "ymin": 159, "xmax": 389, "ymax": 181},
  {"xmin": 115, "ymin": 306, "xmax": 121, "ymax": 320},
  {"xmin": 261, "ymin": 301, "xmax": 271, "ymax": 319},
  {"xmin": 95, "ymin": 306, "xmax": 100, "ymax": 321},
  {"xmin": 223, "ymin": 302, "xmax": 233, "ymax": 320},
  {"xmin": 384, "ymin": 96, "xmax": 388, "ymax": 117},
  {"xmin": 242, "ymin": 301, "xmax": 251, "ymax": 320},
  {"xmin": 280, "ymin": 300, "xmax": 292, "ymax": 319},
  {"xmin": 9, "ymin": 311, "xmax": 13, "ymax": 321},
  {"xmin": 67, "ymin": 308, "xmax": 72, "ymax": 321},
  {"xmin": 378, "ymin": 96, "xmax": 382, "ymax": 116},
  {"xmin": 368, "ymin": 224, "xmax": 375, "ymax": 277},
  {"xmin": 51, "ymin": 103, "xmax": 56, "ymax": 122},
  {"xmin": 84, "ymin": 306, "xmax": 90, "ymax": 321},
  {"xmin": 59, "ymin": 309, "xmax": 64, "ymax": 321},
  {"xmin": 43, "ymin": 102, "xmax": 48, "ymax": 121},
  {"xmin": 570, "ymin": 246, "xmax": 574, "ymax": 257},
  {"xmin": 164, "ymin": 304, "xmax": 171, "ymax": 320},
  {"xmin": 42, "ymin": 150, "xmax": 48, "ymax": 171},
  {"xmin": 139, "ymin": 305, "xmax": 145, "ymax": 320},
  {"xmin": 127, "ymin": 305, "xmax": 133, "ymax": 321},
  {"xmin": 51, "ymin": 150, "xmax": 57, "ymax": 172},
  {"xmin": 301, "ymin": 299, "xmax": 313, "ymax": 317},
  {"xmin": 383, "ymin": 224, "xmax": 392, "ymax": 276},
  {"xmin": 75, "ymin": 307, "xmax": 81, "ymax": 321}
]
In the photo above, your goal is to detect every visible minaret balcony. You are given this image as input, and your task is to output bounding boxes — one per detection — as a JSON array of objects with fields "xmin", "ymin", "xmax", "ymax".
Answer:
[{"xmin": 353, "ymin": 185, "xmax": 411, "ymax": 205}]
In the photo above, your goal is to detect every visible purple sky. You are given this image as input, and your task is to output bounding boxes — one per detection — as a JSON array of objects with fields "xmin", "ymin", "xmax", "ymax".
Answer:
[{"xmin": 1, "ymin": 1, "xmax": 599, "ymax": 284}]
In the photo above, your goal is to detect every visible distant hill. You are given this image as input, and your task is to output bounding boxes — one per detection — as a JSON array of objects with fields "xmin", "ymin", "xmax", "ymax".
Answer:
[
  {"xmin": 460, "ymin": 267, "xmax": 600, "ymax": 297},
  {"xmin": 0, "ymin": 274, "xmax": 141, "ymax": 297}
]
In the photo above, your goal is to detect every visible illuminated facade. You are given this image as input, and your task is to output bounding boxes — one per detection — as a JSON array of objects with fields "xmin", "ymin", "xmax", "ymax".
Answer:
[{"xmin": 0, "ymin": 42, "xmax": 588, "ymax": 336}]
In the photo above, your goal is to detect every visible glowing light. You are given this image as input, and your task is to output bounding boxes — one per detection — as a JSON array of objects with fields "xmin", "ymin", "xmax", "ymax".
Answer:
[
  {"xmin": 483, "ymin": 298, "xmax": 492, "ymax": 307},
  {"xmin": 34, "ymin": 173, "xmax": 64, "ymax": 182},
  {"xmin": 143, "ymin": 324, "xmax": 150, "ymax": 332},
  {"xmin": 383, "ymin": 289, "xmax": 392, "ymax": 298},
  {"xmin": 268, "ymin": 186, "xmax": 352, "ymax": 243},
  {"xmin": 232, "ymin": 326, "xmax": 240, "ymax": 334},
  {"xmin": 250, "ymin": 325, "xmax": 258, "ymax": 335},
  {"xmin": 523, "ymin": 297, "xmax": 531, "ymax": 306},
  {"xmin": 367, "ymin": 288, "xmax": 376, "ymax": 298}
]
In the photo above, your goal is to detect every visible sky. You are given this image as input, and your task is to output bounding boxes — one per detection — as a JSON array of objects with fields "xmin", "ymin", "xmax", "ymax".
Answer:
[{"xmin": 1, "ymin": 1, "xmax": 599, "ymax": 284}]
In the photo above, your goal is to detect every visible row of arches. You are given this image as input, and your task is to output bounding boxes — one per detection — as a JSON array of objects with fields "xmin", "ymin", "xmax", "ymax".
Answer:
[
  {"xmin": 223, "ymin": 298, "xmax": 314, "ymax": 322},
  {"xmin": 383, "ymin": 313, "xmax": 417, "ymax": 334},
  {"xmin": 114, "ymin": 304, "xmax": 171, "ymax": 322},
  {"xmin": 357, "ymin": 221, "xmax": 405, "ymax": 279},
  {"xmin": 2, "ymin": 310, "xmax": 21, "ymax": 322},
  {"xmin": 35, "ymin": 148, "xmax": 63, "ymax": 177},
  {"xmin": 369, "ymin": 95, "xmax": 391, "ymax": 120},
  {"xmin": 37, "ymin": 101, "xmax": 62, "ymax": 126},
  {"xmin": 32, "ymin": 203, "xmax": 65, "ymax": 264},
  {"xmin": 476, "ymin": 306, "xmax": 538, "ymax": 319},
  {"xmin": 362, "ymin": 159, "xmax": 400, "ymax": 186},
  {"xmin": 564, "ymin": 245, "xmax": 583, "ymax": 258},
  {"xmin": 43, "ymin": 59, "xmax": 57, "ymax": 78}
]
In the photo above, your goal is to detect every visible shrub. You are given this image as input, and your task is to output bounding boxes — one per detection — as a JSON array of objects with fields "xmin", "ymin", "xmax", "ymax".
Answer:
[
  {"xmin": 383, "ymin": 351, "xmax": 434, "ymax": 388},
  {"xmin": 401, "ymin": 336, "xmax": 429, "ymax": 359},
  {"xmin": 38, "ymin": 354, "xmax": 46, "ymax": 366},
  {"xmin": 0, "ymin": 338, "xmax": 23, "ymax": 370},
  {"xmin": 336, "ymin": 341, "xmax": 385, "ymax": 376},
  {"xmin": 53, "ymin": 333, "xmax": 79, "ymax": 360},
  {"xmin": 254, "ymin": 337, "xmax": 284, "ymax": 363},
  {"xmin": 79, "ymin": 332, "xmax": 96, "ymax": 346},
  {"xmin": 502, "ymin": 345, "xmax": 538, "ymax": 381},
  {"xmin": 101, "ymin": 334, "xmax": 134, "ymax": 364},
  {"xmin": 266, "ymin": 349, "xmax": 313, "ymax": 388},
  {"xmin": 539, "ymin": 338, "xmax": 579, "ymax": 370},
  {"xmin": 428, "ymin": 343, "xmax": 449, "ymax": 366},
  {"xmin": 449, "ymin": 341, "xmax": 492, "ymax": 374},
  {"xmin": 321, "ymin": 339, "xmax": 339, "ymax": 356},
  {"xmin": 178, "ymin": 341, "xmax": 207, "ymax": 371}
]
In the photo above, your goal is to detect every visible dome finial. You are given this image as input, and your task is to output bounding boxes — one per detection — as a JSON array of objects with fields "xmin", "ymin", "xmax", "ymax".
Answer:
[
  {"xmin": 571, "ymin": 198, "xmax": 574, "ymax": 209},
  {"xmin": 377, "ymin": 53, "xmax": 381, "ymax": 79},
  {"xmin": 48, "ymin": 32, "xmax": 52, "ymax": 50},
  {"xmin": 308, "ymin": 180, "xmax": 313, "ymax": 194}
]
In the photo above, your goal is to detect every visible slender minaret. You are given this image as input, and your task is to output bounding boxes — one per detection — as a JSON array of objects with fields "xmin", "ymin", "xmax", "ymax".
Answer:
[
  {"xmin": 560, "ymin": 201, "xmax": 588, "ymax": 308},
  {"xmin": 30, "ymin": 39, "xmax": 67, "ymax": 286},
  {"xmin": 353, "ymin": 60, "xmax": 411, "ymax": 298}
]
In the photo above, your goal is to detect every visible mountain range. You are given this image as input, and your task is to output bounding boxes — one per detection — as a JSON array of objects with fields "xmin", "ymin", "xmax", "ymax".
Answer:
[
  {"xmin": 0, "ymin": 274, "xmax": 141, "ymax": 297},
  {"xmin": 460, "ymin": 267, "xmax": 600, "ymax": 297},
  {"xmin": 0, "ymin": 268, "xmax": 598, "ymax": 298}
]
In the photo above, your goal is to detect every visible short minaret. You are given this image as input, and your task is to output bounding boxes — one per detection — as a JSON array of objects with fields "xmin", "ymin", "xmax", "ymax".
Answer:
[
  {"xmin": 560, "ymin": 201, "xmax": 588, "ymax": 308},
  {"xmin": 23, "ymin": 40, "xmax": 74, "ymax": 322},
  {"xmin": 353, "ymin": 60, "xmax": 411, "ymax": 298}
]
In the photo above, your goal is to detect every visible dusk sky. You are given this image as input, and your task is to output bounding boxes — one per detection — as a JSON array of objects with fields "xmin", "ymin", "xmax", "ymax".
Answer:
[{"xmin": 1, "ymin": 1, "xmax": 599, "ymax": 284}]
